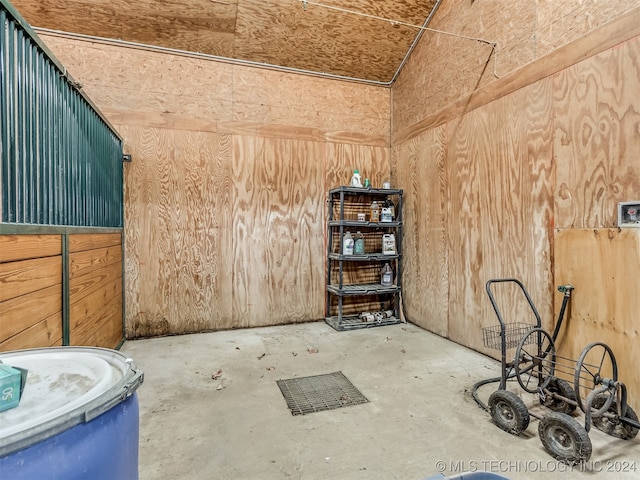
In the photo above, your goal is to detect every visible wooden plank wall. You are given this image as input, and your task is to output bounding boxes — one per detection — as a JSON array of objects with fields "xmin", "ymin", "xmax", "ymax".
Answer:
[
  {"xmin": 39, "ymin": 35, "xmax": 392, "ymax": 337},
  {"xmin": 0, "ymin": 235, "xmax": 63, "ymax": 351},
  {"xmin": 69, "ymin": 233, "xmax": 123, "ymax": 348},
  {"xmin": 0, "ymin": 233, "xmax": 124, "ymax": 351},
  {"xmin": 392, "ymin": 13, "xmax": 640, "ymax": 410}
]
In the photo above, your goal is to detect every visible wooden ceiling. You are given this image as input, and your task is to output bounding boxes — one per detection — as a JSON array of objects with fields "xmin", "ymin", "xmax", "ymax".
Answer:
[{"xmin": 11, "ymin": 0, "xmax": 441, "ymax": 84}]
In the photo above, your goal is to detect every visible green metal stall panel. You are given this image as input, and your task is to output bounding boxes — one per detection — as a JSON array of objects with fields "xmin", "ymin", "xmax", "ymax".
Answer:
[{"xmin": 0, "ymin": 0, "xmax": 123, "ymax": 227}]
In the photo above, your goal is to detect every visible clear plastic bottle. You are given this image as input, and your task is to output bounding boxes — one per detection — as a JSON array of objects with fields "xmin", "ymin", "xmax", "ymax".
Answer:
[
  {"xmin": 350, "ymin": 169, "xmax": 363, "ymax": 187},
  {"xmin": 343, "ymin": 231, "xmax": 354, "ymax": 255},
  {"xmin": 354, "ymin": 231, "xmax": 365, "ymax": 255},
  {"xmin": 370, "ymin": 201, "xmax": 380, "ymax": 222},
  {"xmin": 381, "ymin": 263, "xmax": 393, "ymax": 286}
]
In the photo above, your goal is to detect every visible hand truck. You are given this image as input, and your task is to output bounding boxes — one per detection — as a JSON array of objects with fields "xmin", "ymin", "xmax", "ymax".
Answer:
[{"xmin": 474, "ymin": 278, "xmax": 639, "ymax": 464}]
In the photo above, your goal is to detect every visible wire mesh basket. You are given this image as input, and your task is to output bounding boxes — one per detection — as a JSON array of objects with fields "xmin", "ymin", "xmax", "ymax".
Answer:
[{"xmin": 482, "ymin": 322, "xmax": 536, "ymax": 350}]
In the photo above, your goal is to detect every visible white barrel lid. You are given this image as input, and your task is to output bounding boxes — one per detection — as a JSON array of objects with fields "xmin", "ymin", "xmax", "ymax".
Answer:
[{"xmin": 0, "ymin": 348, "xmax": 128, "ymax": 438}]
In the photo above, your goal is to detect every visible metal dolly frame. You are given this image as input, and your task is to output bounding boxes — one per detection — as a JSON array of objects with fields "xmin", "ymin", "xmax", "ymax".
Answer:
[{"xmin": 475, "ymin": 278, "xmax": 640, "ymax": 465}]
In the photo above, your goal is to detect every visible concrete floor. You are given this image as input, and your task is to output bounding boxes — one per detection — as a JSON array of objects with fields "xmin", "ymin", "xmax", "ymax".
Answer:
[{"xmin": 121, "ymin": 321, "xmax": 640, "ymax": 480}]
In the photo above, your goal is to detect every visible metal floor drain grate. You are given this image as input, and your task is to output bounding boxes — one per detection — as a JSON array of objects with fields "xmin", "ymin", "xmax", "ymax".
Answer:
[{"xmin": 276, "ymin": 371, "xmax": 369, "ymax": 415}]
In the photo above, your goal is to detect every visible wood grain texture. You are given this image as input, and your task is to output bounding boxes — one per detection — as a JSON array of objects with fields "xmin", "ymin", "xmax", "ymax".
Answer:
[
  {"xmin": 39, "ymin": 35, "xmax": 393, "ymax": 336},
  {"xmin": 69, "ymin": 245, "xmax": 122, "ymax": 280},
  {"xmin": 231, "ymin": 135, "xmax": 325, "ymax": 328},
  {"xmin": 69, "ymin": 278, "xmax": 122, "ymax": 347},
  {"xmin": 392, "ymin": 126, "xmax": 448, "ymax": 336},
  {"xmin": 14, "ymin": 0, "xmax": 238, "ymax": 55},
  {"xmin": 0, "ymin": 234, "xmax": 62, "ymax": 352},
  {"xmin": 535, "ymin": 0, "xmax": 638, "ymax": 56},
  {"xmin": 393, "ymin": 0, "xmax": 535, "ymax": 133},
  {"xmin": 0, "ymin": 284, "xmax": 62, "ymax": 343},
  {"xmin": 48, "ymin": 38, "xmax": 235, "ymax": 100},
  {"xmin": 39, "ymin": 35, "xmax": 235, "ymax": 125},
  {"xmin": 0, "ymin": 312, "xmax": 63, "ymax": 351},
  {"xmin": 0, "ymin": 256, "xmax": 62, "ymax": 303},
  {"xmin": 69, "ymin": 249, "xmax": 122, "ymax": 304},
  {"xmin": 231, "ymin": 67, "xmax": 390, "ymax": 143},
  {"xmin": 445, "ymin": 80, "xmax": 554, "ymax": 354},
  {"xmin": 17, "ymin": 0, "xmax": 439, "ymax": 83},
  {"xmin": 86, "ymin": 305, "xmax": 124, "ymax": 348},
  {"xmin": 68, "ymin": 241, "xmax": 123, "ymax": 346},
  {"xmin": 233, "ymin": 0, "xmax": 435, "ymax": 82},
  {"xmin": 122, "ymin": 126, "xmax": 234, "ymax": 337},
  {"xmin": 392, "ymin": 4, "xmax": 640, "ymax": 145},
  {"xmin": 0, "ymin": 235, "xmax": 61, "ymax": 263},
  {"xmin": 554, "ymin": 228, "xmax": 640, "ymax": 413},
  {"xmin": 553, "ymin": 35, "xmax": 640, "ymax": 229},
  {"xmin": 69, "ymin": 233, "xmax": 121, "ymax": 253},
  {"xmin": 0, "ymin": 234, "xmax": 123, "ymax": 350},
  {"xmin": 40, "ymin": 35, "xmax": 391, "ymax": 145},
  {"xmin": 324, "ymin": 143, "xmax": 390, "ymax": 191}
]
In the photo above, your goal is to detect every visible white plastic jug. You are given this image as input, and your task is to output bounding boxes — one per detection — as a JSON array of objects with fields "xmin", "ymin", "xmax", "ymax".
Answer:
[
  {"xmin": 350, "ymin": 170, "xmax": 363, "ymax": 187},
  {"xmin": 382, "ymin": 234, "xmax": 396, "ymax": 255}
]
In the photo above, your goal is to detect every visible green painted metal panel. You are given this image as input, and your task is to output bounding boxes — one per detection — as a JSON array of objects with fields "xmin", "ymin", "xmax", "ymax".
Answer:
[{"xmin": 1, "ymin": 1, "xmax": 123, "ymax": 227}]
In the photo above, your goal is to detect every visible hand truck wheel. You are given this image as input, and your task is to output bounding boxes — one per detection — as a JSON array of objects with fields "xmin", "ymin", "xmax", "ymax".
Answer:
[
  {"xmin": 538, "ymin": 412, "xmax": 592, "ymax": 464},
  {"xmin": 574, "ymin": 342, "xmax": 618, "ymax": 414},
  {"xmin": 540, "ymin": 377, "xmax": 577, "ymax": 414},
  {"xmin": 488, "ymin": 390, "xmax": 530, "ymax": 435},
  {"xmin": 591, "ymin": 394, "xmax": 639, "ymax": 440},
  {"xmin": 514, "ymin": 328, "xmax": 556, "ymax": 394}
]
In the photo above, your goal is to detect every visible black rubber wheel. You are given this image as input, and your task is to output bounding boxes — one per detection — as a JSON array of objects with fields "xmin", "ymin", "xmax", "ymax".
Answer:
[
  {"xmin": 591, "ymin": 395, "xmax": 639, "ymax": 440},
  {"xmin": 541, "ymin": 378, "xmax": 577, "ymax": 414},
  {"xmin": 515, "ymin": 328, "xmax": 556, "ymax": 394},
  {"xmin": 488, "ymin": 390, "xmax": 530, "ymax": 435},
  {"xmin": 574, "ymin": 342, "xmax": 617, "ymax": 413},
  {"xmin": 538, "ymin": 412, "xmax": 592, "ymax": 465}
]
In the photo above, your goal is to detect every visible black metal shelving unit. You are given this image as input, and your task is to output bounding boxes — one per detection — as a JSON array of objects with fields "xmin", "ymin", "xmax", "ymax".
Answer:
[{"xmin": 325, "ymin": 186, "xmax": 403, "ymax": 331}]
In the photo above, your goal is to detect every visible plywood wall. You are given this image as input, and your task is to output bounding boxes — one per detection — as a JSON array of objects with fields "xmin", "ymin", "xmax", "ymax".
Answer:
[
  {"xmin": 122, "ymin": 126, "xmax": 234, "ymax": 337},
  {"xmin": 392, "ymin": 16, "xmax": 640, "ymax": 410},
  {"xmin": 231, "ymin": 136, "xmax": 325, "ymax": 328},
  {"xmin": 40, "ymin": 35, "xmax": 392, "ymax": 337},
  {"xmin": 393, "ymin": 81, "xmax": 555, "ymax": 353},
  {"xmin": 551, "ymin": 35, "xmax": 640, "ymax": 411},
  {"xmin": 554, "ymin": 229, "xmax": 640, "ymax": 413},
  {"xmin": 392, "ymin": 0, "xmax": 640, "ymax": 137},
  {"xmin": 37, "ymin": 35, "xmax": 390, "ymax": 145},
  {"xmin": 447, "ymin": 79, "xmax": 556, "ymax": 352},
  {"xmin": 391, "ymin": 126, "xmax": 449, "ymax": 337},
  {"xmin": 120, "ymin": 129, "xmax": 390, "ymax": 338},
  {"xmin": 553, "ymin": 35, "xmax": 640, "ymax": 229}
]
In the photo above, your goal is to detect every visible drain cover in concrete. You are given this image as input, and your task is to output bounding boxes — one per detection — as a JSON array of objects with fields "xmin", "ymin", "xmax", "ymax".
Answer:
[{"xmin": 276, "ymin": 371, "xmax": 369, "ymax": 415}]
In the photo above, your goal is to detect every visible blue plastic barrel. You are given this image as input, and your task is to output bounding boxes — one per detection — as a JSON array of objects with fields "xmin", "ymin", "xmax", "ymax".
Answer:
[{"xmin": 0, "ymin": 347, "xmax": 144, "ymax": 480}]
